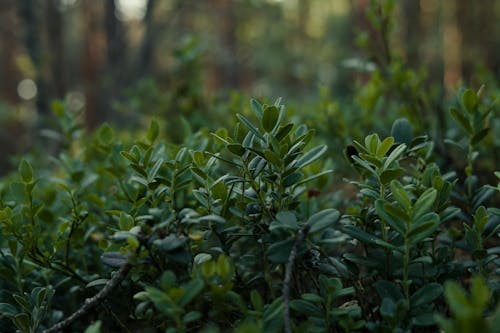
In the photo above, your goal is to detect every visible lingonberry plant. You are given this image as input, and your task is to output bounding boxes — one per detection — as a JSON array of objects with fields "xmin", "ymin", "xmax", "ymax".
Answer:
[{"xmin": 0, "ymin": 90, "xmax": 498, "ymax": 332}]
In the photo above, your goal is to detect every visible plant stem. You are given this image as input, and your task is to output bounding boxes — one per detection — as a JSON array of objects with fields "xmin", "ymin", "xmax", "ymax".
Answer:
[{"xmin": 403, "ymin": 240, "xmax": 410, "ymax": 302}]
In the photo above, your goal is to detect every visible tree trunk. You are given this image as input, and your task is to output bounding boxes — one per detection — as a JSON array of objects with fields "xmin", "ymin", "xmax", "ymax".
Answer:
[
  {"xmin": 19, "ymin": 0, "xmax": 50, "ymax": 114},
  {"xmin": 81, "ymin": 0, "xmax": 106, "ymax": 130},
  {"xmin": 46, "ymin": 0, "xmax": 66, "ymax": 99}
]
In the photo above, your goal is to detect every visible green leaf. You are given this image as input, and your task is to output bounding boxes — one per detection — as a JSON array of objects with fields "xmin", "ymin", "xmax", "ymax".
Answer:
[
  {"xmin": 98, "ymin": 123, "xmax": 114, "ymax": 144},
  {"xmin": 380, "ymin": 168, "xmax": 404, "ymax": 185},
  {"xmin": 146, "ymin": 119, "xmax": 160, "ymax": 143},
  {"xmin": 262, "ymin": 105, "xmax": 279, "ymax": 132},
  {"xmin": 296, "ymin": 145, "xmax": 327, "ymax": 169},
  {"xmin": 375, "ymin": 200, "xmax": 407, "ymax": 235},
  {"xmin": 412, "ymin": 188, "xmax": 437, "ymax": 220},
  {"xmin": 178, "ymin": 279, "xmax": 204, "ymax": 307},
  {"xmin": 119, "ymin": 212, "xmax": 134, "ymax": 230},
  {"xmin": 301, "ymin": 293, "xmax": 323, "ymax": 303},
  {"xmin": 236, "ymin": 114, "xmax": 264, "ymax": 141},
  {"xmin": 364, "ymin": 134, "xmax": 380, "ymax": 155},
  {"xmin": 227, "ymin": 143, "xmax": 246, "ymax": 156},
  {"xmin": 461, "ymin": 89, "xmax": 478, "ymax": 113},
  {"xmin": 450, "ymin": 107, "xmax": 473, "ymax": 135},
  {"xmin": 276, "ymin": 123, "xmax": 294, "ymax": 141},
  {"xmin": 183, "ymin": 311, "xmax": 202, "ymax": 324},
  {"xmin": 84, "ymin": 321, "xmax": 102, "ymax": 333},
  {"xmin": 390, "ymin": 180, "xmax": 411, "ymax": 210},
  {"xmin": 0, "ymin": 303, "xmax": 17, "ymax": 316},
  {"xmin": 289, "ymin": 299, "xmax": 323, "ymax": 317},
  {"xmin": 307, "ymin": 209, "xmax": 340, "ymax": 234},
  {"xmin": 343, "ymin": 225, "xmax": 398, "ymax": 250},
  {"xmin": 473, "ymin": 206, "xmax": 488, "ymax": 233},
  {"xmin": 250, "ymin": 290, "xmax": 264, "ymax": 311},
  {"xmin": 294, "ymin": 169, "xmax": 333, "ymax": 187},
  {"xmin": 101, "ymin": 252, "xmax": 128, "ymax": 267},
  {"xmin": 14, "ymin": 313, "xmax": 30, "ymax": 332},
  {"xmin": 391, "ymin": 118, "xmax": 413, "ymax": 144},
  {"xmin": 410, "ymin": 283, "xmax": 443, "ymax": 307},
  {"xmin": 382, "ymin": 144, "xmax": 406, "ymax": 169},
  {"xmin": 19, "ymin": 159, "xmax": 33, "ymax": 183},
  {"xmin": 216, "ymin": 254, "xmax": 233, "ymax": 279},
  {"xmin": 250, "ymin": 98, "xmax": 263, "ymax": 118},
  {"xmin": 471, "ymin": 127, "xmax": 490, "ymax": 146},
  {"xmin": 153, "ymin": 235, "xmax": 187, "ymax": 252},
  {"xmin": 443, "ymin": 281, "xmax": 469, "ymax": 318},
  {"xmin": 267, "ymin": 239, "xmax": 294, "ymax": 263},
  {"xmin": 374, "ymin": 280, "xmax": 404, "ymax": 302},
  {"xmin": 86, "ymin": 279, "xmax": 109, "ymax": 288},
  {"xmin": 377, "ymin": 136, "xmax": 395, "ymax": 157},
  {"xmin": 282, "ymin": 171, "xmax": 303, "ymax": 187},
  {"xmin": 408, "ymin": 212, "xmax": 440, "ymax": 244},
  {"xmin": 276, "ymin": 211, "xmax": 298, "ymax": 229}
]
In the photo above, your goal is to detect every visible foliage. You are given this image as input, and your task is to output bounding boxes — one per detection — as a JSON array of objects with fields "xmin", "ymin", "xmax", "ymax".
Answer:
[{"xmin": 0, "ymin": 86, "xmax": 498, "ymax": 332}]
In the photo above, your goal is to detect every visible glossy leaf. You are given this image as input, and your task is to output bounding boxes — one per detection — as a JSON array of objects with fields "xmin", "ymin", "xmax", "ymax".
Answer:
[
  {"xmin": 262, "ymin": 105, "xmax": 279, "ymax": 132},
  {"xmin": 410, "ymin": 283, "xmax": 443, "ymax": 307}
]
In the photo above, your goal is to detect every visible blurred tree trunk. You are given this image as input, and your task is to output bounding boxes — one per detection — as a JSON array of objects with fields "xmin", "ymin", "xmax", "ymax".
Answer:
[
  {"xmin": 0, "ymin": 1, "xmax": 20, "ymax": 103},
  {"xmin": 46, "ymin": 0, "xmax": 65, "ymax": 99},
  {"xmin": 138, "ymin": 0, "xmax": 156, "ymax": 78},
  {"xmin": 211, "ymin": 0, "xmax": 239, "ymax": 91},
  {"xmin": 401, "ymin": 0, "xmax": 420, "ymax": 67},
  {"xmin": 81, "ymin": 0, "xmax": 105, "ymax": 130},
  {"xmin": 104, "ymin": 0, "xmax": 127, "ymax": 121},
  {"xmin": 19, "ymin": 0, "xmax": 49, "ymax": 114},
  {"xmin": 457, "ymin": 1, "xmax": 499, "ymax": 83},
  {"xmin": 442, "ymin": 0, "xmax": 462, "ymax": 91}
]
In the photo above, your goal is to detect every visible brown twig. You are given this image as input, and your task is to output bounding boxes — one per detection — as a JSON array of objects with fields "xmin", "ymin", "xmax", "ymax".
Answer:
[
  {"xmin": 283, "ymin": 224, "xmax": 309, "ymax": 333},
  {"xmin": 43, "ymin": 264, "xmax": 131, "ymax": 333}
]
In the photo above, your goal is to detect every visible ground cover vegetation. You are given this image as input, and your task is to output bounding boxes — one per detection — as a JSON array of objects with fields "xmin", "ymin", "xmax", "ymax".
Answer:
[{"xmin": 0, "ymin": 1, "xmax": 499, "ymax": 332}]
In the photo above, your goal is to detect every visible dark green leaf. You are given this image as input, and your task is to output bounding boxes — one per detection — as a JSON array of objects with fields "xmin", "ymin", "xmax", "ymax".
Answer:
[
  {"xmin": 178, "ymin": 279, "xmax": 204, "ymax": 307},
  {"xmin": 289, "ymin": 299, "xmax": 323, "ymax": 317},
  {"xmin": 262, "ymin": 105, "xmax": 279, "ymax": 133},
  {"xmin": 98, "ymin": 123, "xmax": 114, "ymax": 144},
  {"xmin": 461, "ymin": 89, "xmax": 478, "ymax": 113},
  {"xmin": 282, "ymin": 172, "xmax": 303, "ymax": 187},
  {"xmin": 343, "ymin": 225, "xmax": 398, "ymax": 250},
  {"xmin": 412, "ymin": 188, "xmax": 437, "ymax": 220},
  {"xmin": 100, "ymin": 252, "xmax": 128, "ymax": 267},
  {"xmin": 307, "ymin": 209, "xmax": 340, "ymax": 234},
  {"xmin": 227, "ymin": 143, "xmax": 246, "ymax": 156},
  {"xmin": 276, "ymin": 123, "xmax": 294, "ymax": 141},
  {"xmin": 450, "ymin": 107, "xmax": 472, "ymax": 135},
  {"xmin": 267, "ymin": 239, "xmax": 294, "ymax": 263},
  {"xmin": 236, "ymin": 114, "xmax": 264, "ymax": 141},
  {"xmin": 250, "ymin": 98, "xmax": 263, "ymax": 118},
  {"xmin": 296, "ymin": 145, "xmax": 327, "ymax": 169},
  {"xmin": 408, "ymin": 212, "xmax": 440, "ymax": 244},
  {"xmin": 146, "ymin": 120, "xmax": 160, "ymax": 143},
  {"xmin": 382, "ymin": 144, "xmax": 406, "ymax": 169},
  {"xmin": 380, "ymin": 168, "xmax": 404, "ymax": 185},
  {"xmin": 19, "ymin": 159, "xmax": 33, "ymax": 183},
  {"xmin": 375, "ymin": 200, "xmax": 407, "ymax": 235},
  {"xmin": 0, "ymin": 303, "xmax": 17, "ymax": 316},
  {"xmin": 410, "ymin": 283, "xmax": 443, "ymax": 307},
  {"xmin": 377, "ymin": 136, "xmax": 395, "ymax": 157},
  {"xmin": 471, "ymin": 127, "xmax": 490, "ymax": 145},
  {"xmin": 391, "ymin": 118, "xmax": 413, "ymax": 145},
  {"xmin": 374, "ymin": 280, "xmax": 404, "ymax": 302}
]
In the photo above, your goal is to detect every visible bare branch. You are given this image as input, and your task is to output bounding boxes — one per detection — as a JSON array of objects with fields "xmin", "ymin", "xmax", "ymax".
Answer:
[{"xmin": 43, "ymin": 264, "xmax": 131, "ymax": 333}]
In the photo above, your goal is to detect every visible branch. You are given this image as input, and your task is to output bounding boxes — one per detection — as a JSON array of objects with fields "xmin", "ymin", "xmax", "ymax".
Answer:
[
  {"xmin": 283, "ymin": 224, "xmax": 309, "ymax": 333},
  {"xmin": 43, "ymin": 264, "xmax": 131, "ymax": 333}
]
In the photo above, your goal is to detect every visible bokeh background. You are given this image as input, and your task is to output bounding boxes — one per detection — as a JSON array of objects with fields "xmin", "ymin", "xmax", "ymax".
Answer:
[{"xmin": 1, "ymin": 0, "xmax": 499, "ymax": 174}]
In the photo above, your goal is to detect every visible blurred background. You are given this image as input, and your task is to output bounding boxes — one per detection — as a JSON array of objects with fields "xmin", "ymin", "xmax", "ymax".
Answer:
[{"xmin": 1, "ymin": 0, "xmax": 500, "ymax": 174}]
